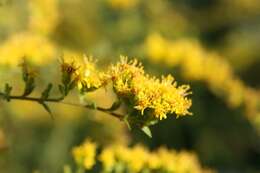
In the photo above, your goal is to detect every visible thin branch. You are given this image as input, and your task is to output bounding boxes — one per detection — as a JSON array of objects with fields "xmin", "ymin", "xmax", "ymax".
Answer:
[{"xmin": 0, "ymin": 93, "xmax": 124, "ymax": 120}]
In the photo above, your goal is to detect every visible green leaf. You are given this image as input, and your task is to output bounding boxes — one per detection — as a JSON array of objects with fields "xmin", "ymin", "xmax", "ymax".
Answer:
[
  {"xmin": 21, "ymin": 62, "xmax": 29, "ymax": 82},
  {"xmin": 23, "ymin": 77, "xmax": 35, "ymax": 96},
  {"xmin": 123, "ymin": 115, "xmax": 132, "ymax": 130},
  {"xmin": 40, "ymin": 102, "xmax": 54, "ymax": 120},
  {"xmin": 4, "ymin": 83, "xmax": 12, "ymax": 93},
  {"xmin": 88, "ymin": 102, "xmax": 97, "ymax": 110},
  {"xmin": 4, "ymin": 83, "xmax": 12, "ymax": 101},
  {"xmin": 147, "ymin": 120, "xmax": 158, "ymax": 126},
  {"xmin": 109, "ymin": 100, "xmax": 122, "ymax": 111},
  {"xmin": 58, "ymin": 84, "xmax": 64, "ymax": 95},
  {"xmin": 68, "ymin": 80, "xmax": 77, "ymax": 90},
  {"xmin": 41, "ymin": 83, "xmax": 53, "ymax": 100},
  {"xmin": 141, "ymin": 126, "xmax": 152, "ymax": 138}
]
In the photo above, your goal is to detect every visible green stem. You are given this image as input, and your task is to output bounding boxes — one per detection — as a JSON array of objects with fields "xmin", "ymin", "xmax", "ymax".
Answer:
[{"xmin": 0, "ymin": 92, "xmax": 124, "ymax": 120}]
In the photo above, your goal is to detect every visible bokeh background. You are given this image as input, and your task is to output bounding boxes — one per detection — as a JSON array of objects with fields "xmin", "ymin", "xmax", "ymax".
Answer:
[{"xmin": 0, "ymin": 0, "xmax": 260, "ymax": 172}]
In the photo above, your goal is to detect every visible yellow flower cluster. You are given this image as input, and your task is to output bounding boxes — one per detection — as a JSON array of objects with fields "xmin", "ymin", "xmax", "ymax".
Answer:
[
  {"xmin": 28, "ymin": 0, "xmax": 59, "ymax": 35},
  {"xmin": 0, "ymin": 32, "xmax": 56, "ymax": 66},
  {"xmin": 61, "ymin": 56, "xmax": 192, "ymax": 121},
  {"xmin": 146, "ymin": 33, "xmax": 260, "ymax": 128},
  {"xmin": 0, "ymin": 0, "xmax": 59, "ymax": 67},
  {"xmin": 109, "ymin": 57, "xmax": 192, "ymax": 120},
  {"xmin": 78, "ymin": 57, "xmax": 109, "ymax": 92},
  {"xmin": 61, "ymin": 56, "xmax": 109, "ymax": 93},
  {"xmin": 72, "ymin": 139, "xmax": 97, "ymax": 170},
  {"xmin": 72, "ymin": 139, "xmax": 215, "ymax": 173}
]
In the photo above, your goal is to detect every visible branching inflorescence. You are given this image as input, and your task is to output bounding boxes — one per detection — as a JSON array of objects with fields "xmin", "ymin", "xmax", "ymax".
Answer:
[{"xmin": 0, "ymin": 56, "xmax": 192, "ymax": 137}]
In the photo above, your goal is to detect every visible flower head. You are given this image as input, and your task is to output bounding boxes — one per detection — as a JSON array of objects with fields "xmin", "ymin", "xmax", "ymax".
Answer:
[
  {"xmin": 60, "ymin": 58, "xmax": 81, "ymax": 87},
  {"xmin": 77, "ymin": 56, "xmax": 109, "ymax": 92},
  {"xmin": 109, "ymin": 56, "xmax": 192, "ymax": 120}
]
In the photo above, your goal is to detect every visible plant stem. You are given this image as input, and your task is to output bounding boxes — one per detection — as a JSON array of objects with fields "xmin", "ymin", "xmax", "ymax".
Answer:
[{"xmin": 0, "ymin": 92, "xmax": 124, "ymax": 120}]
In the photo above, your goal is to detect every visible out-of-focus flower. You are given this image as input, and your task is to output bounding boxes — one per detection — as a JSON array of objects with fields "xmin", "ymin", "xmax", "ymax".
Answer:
[
  {"xmin": 28, "ymin": 0, "xmax": 59, "ymax": 35},
  {"xmin": 73, "ymin": 139, "xmax": 215, "ymax": 173},
  {"xmin": 145, "ymin": 33, "xmax": 260, "ymax": 130},
  {"xmin": 0, "ymin": 32, "xmax": 56, "ymax": 66},
  {"xmin": 72, "ymin": 139, "xmax": 97, "ymax": 170},
  {"xmin": 146, "ymin": 33, "xmax": 168, "ymax": 63},
  {"xmin": 107, "ymin": 0, "xmax": 139, "ymax": 10},
  {"xmin": 99, "ymin": 147, "xmax": 116, "ymax": 171}
]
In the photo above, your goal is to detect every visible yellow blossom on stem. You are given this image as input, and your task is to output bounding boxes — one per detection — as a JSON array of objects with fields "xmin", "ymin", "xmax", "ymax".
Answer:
[
  {"xmin": 77, "ymin": 56, "xmax": 109, "ymax": 92},
  {"xmin": 60, "ymin": 58, "xmax": 81, "ymax": 89},
  {"xmin": 109, "ymin": 56, "xmax": 192, "ymax": 120}
]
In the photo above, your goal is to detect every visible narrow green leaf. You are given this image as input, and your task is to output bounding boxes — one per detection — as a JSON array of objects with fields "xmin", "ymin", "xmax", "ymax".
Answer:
[
  {"xmin": 23, "ymin": 78, "xmax": 35, "ymax": 96},
  {"xmin": 141, "ymin": 126, "xmax": 152, "ymax": 138},
  {"xmin": 4, "ymin": 83, "xmax": 12, "ymax": 101},
  {"xmin": 147, "ymin": 120, "xmax": 158, "ymax": 126},
  {"xmin": 123, "ymin": 115, "xmax": 132, "ymax": 130},
  {"xmin": 40, "ymin": 102, "xmax": 54, "ymax": 120},
  {"xmin": 4, "ymin": 83, "xmax": 12, "ymax": 94},
  {"xmin": 58, "ymin": 84, "xmax": 64, "ymax": 95},
  {"xmin": 68, "ymin": 80, "xmax": 76, "ymax": 90},
  {"xmin": 41, "ymin": 83, "xmax": 53, "ymax": 100},
  {"xmin": 109, "ymin": 100, "xmax": 122, "ymax": 111}
]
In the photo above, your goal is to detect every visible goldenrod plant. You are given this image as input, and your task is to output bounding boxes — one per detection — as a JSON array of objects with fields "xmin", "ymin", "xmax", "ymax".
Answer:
[
  {"xmin": 0, "ymin": 56, "xmax": 192, "ymax": 137},
  {"xmin": 1, "ymin": 0, "xmax": 260, "ymax": 172},
  {"xmin": 68, "ymin": 139, "xmax": 215, "ymax": 173}
]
